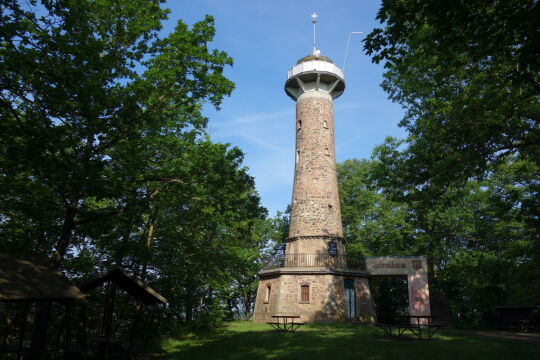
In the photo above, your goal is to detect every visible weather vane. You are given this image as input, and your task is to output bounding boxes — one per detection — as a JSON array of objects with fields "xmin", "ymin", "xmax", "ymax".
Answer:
[{"xmin": 311, "ymin": 12, "xmax": 320, "ymax": 56}]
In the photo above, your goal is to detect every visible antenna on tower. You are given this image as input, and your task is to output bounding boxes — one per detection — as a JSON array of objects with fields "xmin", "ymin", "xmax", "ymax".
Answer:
[
  {"xmin": 343, "ymin": 31, "xmax": 363, "ymax": 75},
  {"xmin": 311, "ymin": 12, "xmax": 320, "ymax": 56}
]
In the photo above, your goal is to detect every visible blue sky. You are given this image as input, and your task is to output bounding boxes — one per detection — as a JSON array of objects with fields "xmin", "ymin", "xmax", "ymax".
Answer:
[{"xmin": 164, "ymin": 0, "xmax": 406, "ymax": 216}]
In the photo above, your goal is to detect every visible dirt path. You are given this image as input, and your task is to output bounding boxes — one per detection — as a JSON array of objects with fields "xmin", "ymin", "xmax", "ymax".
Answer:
[{"xmin": 470, "ymin": 330, "xmax": 540, "ymax": 343}]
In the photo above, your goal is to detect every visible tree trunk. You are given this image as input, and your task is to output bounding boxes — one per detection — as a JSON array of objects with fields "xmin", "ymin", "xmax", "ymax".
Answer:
[
  {"xmin": 102, "ymin": 283, "xmax": 117, "ymax": 339},
  {"xmin": 185, "ymin": 287, "xmax": 194, "ymax": 323},
  {"xmin": 29, "ymin": 201, "xmax": 78, "ymax": 358},
  {"xmin": 139, "ymin": 184, "xmax": 161, "ymax": 279},
  {"xmin": 115, "ymin": 212, "xmax": 134, "ymax": 266},
  {"xmin": 140, "ymin": 209, "xmax": 157, "ymax": 281},
  {"xmin": 53, "ymin": 201, "xmax": 78, "ymax": 267},
  {"xmin": 243, "ymin": 291, "xmax": 253, "ymax": 320}
]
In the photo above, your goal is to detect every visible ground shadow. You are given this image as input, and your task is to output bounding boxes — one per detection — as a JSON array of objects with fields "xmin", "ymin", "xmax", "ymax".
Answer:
[{"xmin": 158, "ymin": 323, "xmax": 540, "ymax": 360}]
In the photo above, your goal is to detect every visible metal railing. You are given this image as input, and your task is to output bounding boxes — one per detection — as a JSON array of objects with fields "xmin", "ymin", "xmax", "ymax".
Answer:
[{"xmin": 263, "ymin": 253, "xmax": 366, "ymax": 271}]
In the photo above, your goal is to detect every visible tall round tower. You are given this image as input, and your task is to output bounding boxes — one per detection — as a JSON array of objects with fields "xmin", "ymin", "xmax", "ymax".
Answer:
[
  {"xmin": 253, "ymin": 15, "xmax": 374, "ymax": 324},
  {"xmin": 285, "ymin": 53, "xmax": 346, "ymax": 257}
]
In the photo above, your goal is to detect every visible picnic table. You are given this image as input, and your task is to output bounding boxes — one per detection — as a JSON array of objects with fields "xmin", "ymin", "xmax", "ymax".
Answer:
[
  {"xmin": 267, "ymin": 315, "xmax": 304, "ymax": 332},
  {"xmin": 376, "ymin": 315, "xmax": 447, "ymax": 339}
]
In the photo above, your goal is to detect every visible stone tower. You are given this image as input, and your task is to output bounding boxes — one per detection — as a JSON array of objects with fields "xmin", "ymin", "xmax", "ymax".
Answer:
[
  {"xmin": 285, "ymin": 53, "xmax": 346, "ymax": 258},
  {"xmin": 253, "ymin": 18, "xmax": 375, "ymax": 323}
]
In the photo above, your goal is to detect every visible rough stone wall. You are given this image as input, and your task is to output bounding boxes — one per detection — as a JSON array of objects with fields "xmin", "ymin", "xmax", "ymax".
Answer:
[
  {"xmin": 253, "ymin": 274, "xmax": 366, "ymax": 323},
  {"xmin": 279, "ymin": 274, "xmax": 346, "ymax": 322},
  {"xmin": 288, "ymin": 92, "xmax": 343, "ymax": 240},
  {"xmin": 253, "ymin": 277, "xmax": 281, "ymax": 323},
  {"xmin": 285, "ymin": 237, "xmax": 345, "ymax": 256}
]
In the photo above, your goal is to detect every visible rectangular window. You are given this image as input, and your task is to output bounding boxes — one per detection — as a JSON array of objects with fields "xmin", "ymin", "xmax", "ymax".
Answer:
[
  {"xmin": 264, "ymin": 285, "xmax": 271, "ymax": 303},
  {"xmin": 301, "ymin": 285, "xmax": 309, "ymax": 303}
]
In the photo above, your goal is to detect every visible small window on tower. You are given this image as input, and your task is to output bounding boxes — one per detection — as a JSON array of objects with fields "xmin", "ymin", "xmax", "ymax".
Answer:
[
  {"xmin": 297, "ymin": 119, "xmax": 302, "ymax": 130},
  {"xmin": 300, "ymin": 285, "xmax": 310, "ymax": 303},
  {"xmin": 325, "ymin": 146, "xmax": 330, "ymax": 156},
  {"xmin": 264, "ymin": 285, "xmax": 271, "ymax": 303},
  {"xmin": 328, "ymin": 204, "xmax": 333, "ymax": 212},
  {"xmin": 323, "ymin": 119, "xmax": 328, "ymax": 128},
  {"xmin": 296, "ymin": 151, "xmax": 300, "ymax": 163}
]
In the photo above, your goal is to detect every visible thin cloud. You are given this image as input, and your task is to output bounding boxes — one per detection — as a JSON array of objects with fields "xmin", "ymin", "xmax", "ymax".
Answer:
[
  {"xmin": 237, "ymin": 131, "xmax": 288, "ymax": 153},
  {"xmin": 228, "ymin": 109, "xmax": 293, "ymax": 124}
]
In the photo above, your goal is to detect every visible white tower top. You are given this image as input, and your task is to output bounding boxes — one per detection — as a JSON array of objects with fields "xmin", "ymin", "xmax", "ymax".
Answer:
[{"xmin": 284, "ymin": 13, "xmax": 345, "ymax": 101}]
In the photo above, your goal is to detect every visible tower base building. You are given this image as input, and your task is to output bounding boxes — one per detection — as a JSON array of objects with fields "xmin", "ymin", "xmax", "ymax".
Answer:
[{"xmin": 253, "ymin": 270, "xmax": 375, "ymax": 323}]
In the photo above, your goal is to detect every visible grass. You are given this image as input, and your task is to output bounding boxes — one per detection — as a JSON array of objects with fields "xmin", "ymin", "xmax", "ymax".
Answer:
[{"xmin": 155, "ymin": 321, "xmax": 540, "ymax": 360}]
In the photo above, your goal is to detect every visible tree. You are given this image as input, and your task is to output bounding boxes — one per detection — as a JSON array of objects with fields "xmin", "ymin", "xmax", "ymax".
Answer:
[
  {"xmin": 0, "ymin": 0, "xmax": 234, "ymax": 266},
  {"xmin": 362, "ymin": 2, "xmax": 540, "ymax": 325},
  {"xmin": 340, "ymin": 150, "xmax": 540, "ymax": 326},
  {"xmin": 364, "ymin": 0, "xmax": 540, "ymax": 188},
  {"xmin": 337, "ymin": 159, "xmax": 415, "ymax": 256},
  {"xmin": 1, "ymin": 0, "xmax": 255, "ymax": 353}
]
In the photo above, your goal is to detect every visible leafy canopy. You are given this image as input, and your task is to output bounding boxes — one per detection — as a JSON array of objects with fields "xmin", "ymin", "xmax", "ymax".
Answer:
[{"xmin": 364, "ymin": 0, "xmax": 540, "ymax": 187}]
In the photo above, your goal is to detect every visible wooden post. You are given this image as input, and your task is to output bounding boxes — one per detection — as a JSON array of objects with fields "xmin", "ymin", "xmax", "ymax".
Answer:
[
  {"xmin": 100, "ymin": 282, "xmax": 117, "ymax": 359},
  {"xmin": 65, "ymin": 302, "xmax": 71, "ymax": 359},
  {"xmin": 29, "ymin": 300, "xmax": 52, "ymax": 360},
  {"xmin": 16, "ymin": 301, "xmax": 29, "ymax": 360}
]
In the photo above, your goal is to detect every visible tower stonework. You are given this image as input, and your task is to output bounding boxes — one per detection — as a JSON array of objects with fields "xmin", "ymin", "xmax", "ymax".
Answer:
[
  {"xmin": 287, "ymin": 91, "xmax": 345, "ymax": 256},
  {"xmin": 291, "ymin": 93, "xmax": 342, "ymax": 237},
  {"xmin": 253, "ymin": 53, "xmax": 375, "ymax": 323}
]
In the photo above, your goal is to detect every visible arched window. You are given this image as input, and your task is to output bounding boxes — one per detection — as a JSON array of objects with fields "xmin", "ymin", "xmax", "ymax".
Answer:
[{"xmin": 300, "ymin": 284, "xmax": 310, "ymax": 303}]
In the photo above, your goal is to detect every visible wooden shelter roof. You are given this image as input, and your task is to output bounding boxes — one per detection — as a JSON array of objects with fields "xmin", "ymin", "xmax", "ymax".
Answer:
[
  {"xmin": 0, "ymin": 253, "xmax": 84, "ymax": 302},
  {"xmin": 79, "ymin": 268, "xmax": 167, "ymax": 306}
]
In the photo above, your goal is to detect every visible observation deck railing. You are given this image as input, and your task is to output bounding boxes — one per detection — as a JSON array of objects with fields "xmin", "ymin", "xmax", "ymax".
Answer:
[{"xmin": 263, "ymin": 253, "xmax": 366, "ymax": 272}]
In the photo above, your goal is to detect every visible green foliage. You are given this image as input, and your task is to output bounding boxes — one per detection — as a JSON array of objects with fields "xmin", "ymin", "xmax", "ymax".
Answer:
[
  {"xmin": 364, "ymin": 0, "xmax": 540, "ymax": 187},
  {"xmin": 369, "ymin": 276, "xmax": 409, "ymax": 319},
  {"xmin": 338, "ymin": 155, "xmax": 539, "ymax": 327},
  {"xmin": 338, "ymin": 159, "xmax": 414, "ymax": 257},
  {"xmin": 354, "ymin": 0, "xmax": 540, "ymax": 327},
  {"xmin": 0, "ymin": 0, "xmax": 267, "ymax": 347}
]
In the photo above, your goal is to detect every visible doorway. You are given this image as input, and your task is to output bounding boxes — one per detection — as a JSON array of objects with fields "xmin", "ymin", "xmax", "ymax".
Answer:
[{"xmin": 344, "ymin": 279, "xmax": 356, "ymax": 319}]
